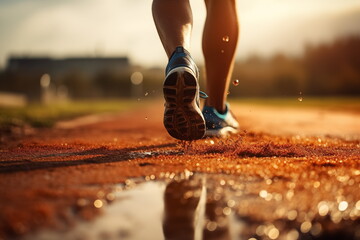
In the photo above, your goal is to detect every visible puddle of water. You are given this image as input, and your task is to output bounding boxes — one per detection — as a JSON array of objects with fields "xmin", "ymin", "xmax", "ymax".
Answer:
[
  {"xmin": 26, "ymin": 181, "xmax": 166, "ymax": 240},
  {"xmin": 25, "ymin": 172, "xmax": 360, "ymax": 240}
]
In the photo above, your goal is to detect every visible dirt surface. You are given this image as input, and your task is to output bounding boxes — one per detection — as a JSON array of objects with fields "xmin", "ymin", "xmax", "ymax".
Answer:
[{"xmin": 0, "ymin": 100, "xmax": 359, "ymax": 239}]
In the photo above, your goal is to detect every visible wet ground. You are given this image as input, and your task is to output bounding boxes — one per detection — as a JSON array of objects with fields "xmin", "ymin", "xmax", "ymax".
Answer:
[{"xmin": 0, "ymin": 101, "xmax": 359, "ymax": 239}]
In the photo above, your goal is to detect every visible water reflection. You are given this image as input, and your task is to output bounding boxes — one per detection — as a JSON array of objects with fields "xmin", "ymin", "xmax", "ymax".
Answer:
[
  {"xmin": 25, "ymin": 172, "xmax": 360, "ymax": 240},
  {"xmin": 163, "ymin": 176, "xmax": 231, "ymax": 240}
]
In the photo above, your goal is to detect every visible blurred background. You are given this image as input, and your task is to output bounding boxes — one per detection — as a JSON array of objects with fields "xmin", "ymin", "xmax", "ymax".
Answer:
[{"xmin": 0, "ymin": 0, "xmax": 359, "ymax": 105}]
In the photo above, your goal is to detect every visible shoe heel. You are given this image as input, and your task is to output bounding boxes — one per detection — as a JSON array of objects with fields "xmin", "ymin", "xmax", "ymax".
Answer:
[{"xmin": 163, "ymin": 68, "xmax": 205, "ymax": 140}]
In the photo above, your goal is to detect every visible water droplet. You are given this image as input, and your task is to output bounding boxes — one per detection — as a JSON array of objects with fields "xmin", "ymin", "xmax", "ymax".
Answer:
[
  {"xmin": 274, "ymin": 193, "xmax": 282, "ymax": 201},
  {"xmin": 356, "ymin": 200, "xmax": 360, "ymax": 210},
  {"xmin": 227, "ymin": 199, "xmax": 236, "ymax": 208},
  {"xmin": 77, "ymin": 198, "xmax": 88, "ymax": 207},
  {"xmin": 298, "ymin": 92, "xmax": 303, "ymax": 102},
  {"xmin": 256, "ymin": 225, "xmax": 265, "ymax": 236},
  {"xmin": 313, "ymin": 181, "xmax": 320, "ymax": 188},
  {"xmin": 221, "ymin": 50, "xmax": 225, "ymax": 53},
  {"xmin": 337, "ymin": 175, "xmax": 350, "ymax": 183},
  {"xmin": 137, "ymin": 98, "xmax": 141, "ymax": 101},
  {"xmin": 97, "ymin": 191, "xmax": 105, "ymax": 198},
  {"xmin": 287, "ymin": 210, "xmax": 298, "ymax": 220},
  {"xmin": 106, "ymin": 193, "xmax": 116, "ymax": 201},
  {"xmin": 338, "ymin": 201, "xmax": 348, "ymax": 211},
  {"xmin": 227, "ymin": 91, "xmax": 230, "ymax": 95},
  {"xmin": 310, "ymin": 222, "xmax": 322, "ymax": 236},
  {"xmin": 233, "ymin": 79, "xmax": 239, "ymax": 86},
  {"xmin": 286, "ymin": 190, "xmax": 294, "ymax": 200},
  {"xmin": 300, "ymin": 221, "xmax": 312, "ymax": 233},
  {"xmin": 125, "ymin": 179, "xmax": 135, "ymax": 186},
  {"xmin": 94, "ymin": 199, "xmax": 103, "ymax": 208},
  {"xmin": 144, "ymin": 92, "xmax": 149, "ymax": 96},
  {"xmin": 222, "ymin": 36, "xmax": 230, "ymax": 42},
  {"xmin": 288, "ymin": 182, "xmax": 296, "ymax": 189},
  {"xmin": 223, "ymin": 207, "xmax": 231, "ymax": 215},
  {"xmin": 265, "ymin": 193, "xmax": 273, "ymax": 201},
  {"xmin": 268, "ymin": 227, "xmax": 279, "ymax": 239},
  {"xmin": 331, "ymin": 211, "xmax": 342, "ymax": 223},
  {"xmin": 206, "ymin": 221, "xmax": 217, "ymax": 231},
  {"xmin": 286, "ymin": 230, "xmax": 299, "ymax": 240},
  {"xmin": 145, "ymin": 117, "xmax": 148, "ymax": 120},
  {"xmin": 259, "ymin": 190, "xmax": 268, "ymax": 198}
]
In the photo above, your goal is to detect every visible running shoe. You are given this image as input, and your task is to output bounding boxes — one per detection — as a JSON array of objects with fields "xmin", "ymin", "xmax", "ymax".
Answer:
[
  {"xmin": 202, "ymin": 103, "xmax": 239, "ymax": 138},
  {"xmin": 163, "ymin": 46, "xmax": 206, "ymax": 140}
]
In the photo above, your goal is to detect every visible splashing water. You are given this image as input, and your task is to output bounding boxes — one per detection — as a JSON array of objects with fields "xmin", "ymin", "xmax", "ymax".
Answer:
[{"xmin": 298, "ymin": 92, "xmax": 303, "ymax": 102}]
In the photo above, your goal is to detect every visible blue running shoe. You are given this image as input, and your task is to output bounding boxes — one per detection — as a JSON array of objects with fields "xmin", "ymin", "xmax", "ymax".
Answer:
[
  {"xmin": 202, "ymin": 103, "xmax": 239, "ymax": 138},
  {"xmin": 163, "ymin": 46, "xmax": 206, "ymax": 140}
]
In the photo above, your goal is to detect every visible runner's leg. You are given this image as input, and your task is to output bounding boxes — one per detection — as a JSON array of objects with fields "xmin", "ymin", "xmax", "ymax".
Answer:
[
  {"xmin": 152, "ymin": 0, "xmax": 193, "ymax": 57},
  {"xmin": 202, "ymin": 0, "xmax": 239, "ymax": 113},
  {"xmin": 153, "ymin": 0, "xmax": 206, "ymax": 140}
]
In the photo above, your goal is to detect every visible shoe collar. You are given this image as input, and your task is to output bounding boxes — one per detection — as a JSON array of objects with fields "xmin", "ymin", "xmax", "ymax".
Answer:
[
  {"xmin": 166, "ymin": 46, "xmax": 194, "ymax": 75},
  {"xmin": 204, "ymin": 103, "xmax": 230, "ymax": 120}
]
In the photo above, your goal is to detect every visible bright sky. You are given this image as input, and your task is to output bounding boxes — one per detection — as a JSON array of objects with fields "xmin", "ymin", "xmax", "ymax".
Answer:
[{"xmin": 0, "ymin": 0, "xmax": 359, "ymax": 68}]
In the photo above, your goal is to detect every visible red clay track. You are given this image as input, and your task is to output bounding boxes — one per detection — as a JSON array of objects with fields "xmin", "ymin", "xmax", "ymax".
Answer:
[{"xmin": 0, "ymin": 101, "xmax": 359, "ymax": 238}]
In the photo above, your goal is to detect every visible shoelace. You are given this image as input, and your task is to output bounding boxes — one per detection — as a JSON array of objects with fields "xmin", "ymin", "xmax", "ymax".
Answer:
[{"xmin": 200, "ymin": 91, "xmax": 208, "ymax": 99}]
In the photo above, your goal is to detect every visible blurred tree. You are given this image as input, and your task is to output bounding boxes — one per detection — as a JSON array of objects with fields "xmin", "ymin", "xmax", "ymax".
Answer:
[
  {"xmin": 304, "ymin": 35, "xmax": 360, "ymax": 95},
  {"xmin": 0, "ymin": 70, "xmax": 42, "ymax": 101},
  {"xmin": 229, "ymin": 35, "xmax": 360, "ymax": 97},
  {"xmin": 231, "ymin": 54, "xmax": 304, "ymax": 97},
  {"xmin": 2, "ymin": 35, "xmax": 359, "ymax": 100}
]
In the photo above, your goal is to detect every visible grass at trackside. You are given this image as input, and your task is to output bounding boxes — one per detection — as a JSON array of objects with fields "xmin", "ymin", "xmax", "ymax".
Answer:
[
  {"xmin": 232, "ymin": 96, "xmax": 360, "ymax": 112},
  {"xmin": 0, "ymin": 99, "xmax": 140, "ymax": 128},
  {"xmin": 1, "ymin": 97, "xmax": 359, "ymax": 129}
]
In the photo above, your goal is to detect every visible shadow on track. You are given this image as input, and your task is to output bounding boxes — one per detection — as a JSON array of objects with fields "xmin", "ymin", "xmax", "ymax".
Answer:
[{"xmin": 0, "ymin": 143, "xmax": 178, "ymax": 173}]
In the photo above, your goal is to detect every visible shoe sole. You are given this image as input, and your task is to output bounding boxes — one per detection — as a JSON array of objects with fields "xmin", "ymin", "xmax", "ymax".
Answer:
[{"xmin": 163, "ymin": 67, "xmax": 206, "ymax": 141}]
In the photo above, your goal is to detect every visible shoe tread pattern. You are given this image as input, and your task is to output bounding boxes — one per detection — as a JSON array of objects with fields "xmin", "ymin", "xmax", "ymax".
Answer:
[{"xmin": 163, "ymin": 70, "xmax": 205, "ymax": 140}]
